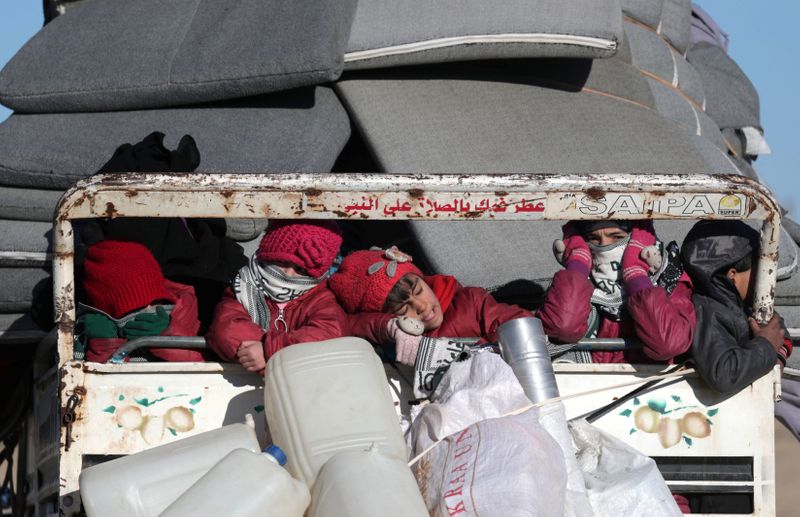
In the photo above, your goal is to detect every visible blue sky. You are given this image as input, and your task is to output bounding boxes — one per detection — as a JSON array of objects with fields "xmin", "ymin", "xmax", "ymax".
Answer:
[{"xmin": 0, "ymin": 2, "xmax": 797, "ymax": 218}]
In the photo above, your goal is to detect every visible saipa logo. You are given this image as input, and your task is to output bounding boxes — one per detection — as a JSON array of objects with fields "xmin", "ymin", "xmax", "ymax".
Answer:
[{"xmin": 718, "ymin": 194, "xmax": 743, "ymax": 216}]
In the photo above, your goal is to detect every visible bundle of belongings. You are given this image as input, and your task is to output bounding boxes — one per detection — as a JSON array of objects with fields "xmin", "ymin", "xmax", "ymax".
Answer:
[{"xmin": 405, "ymin": 350, "xmax": 682, "ymax": 517}]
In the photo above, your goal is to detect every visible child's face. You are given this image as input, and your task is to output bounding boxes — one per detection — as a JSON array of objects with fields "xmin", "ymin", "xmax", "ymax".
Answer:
[
  {"xmin": 727, "ymin": 267, "xmax": 755, "ymax": 303},
  {"xmin": 586, "ymin": 227, "xmax": 629, "ymax": 246},
  {"xmin": 389, "ymin": 274, "xmax": 444, "ymax": 331},
  {"xmin": 270, "ymin": 261, "xmax": 306, "ymax": 277}
]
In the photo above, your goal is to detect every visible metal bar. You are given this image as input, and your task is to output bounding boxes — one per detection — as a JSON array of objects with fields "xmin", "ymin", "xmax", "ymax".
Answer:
[
  {"xmin": 753, "ymin": 213, "xmax": 781, "ymax": 323},
  {"xmin": 53, "ymin": 218, "xmax": 75, "ymax": 367},
  {"xmin": 109, "ymin": 337, "xmax": 208, "ymax": 364},
  {"xmin": 573, "ymin": 338, "xmax": 641, "ymax": 351}
]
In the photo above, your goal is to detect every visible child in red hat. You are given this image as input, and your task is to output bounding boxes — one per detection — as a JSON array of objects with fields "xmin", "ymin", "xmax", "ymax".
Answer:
[
  {"xmin": 329, "ymin": 246, "xmax": 531, "ymax": 393},
  {"xmin": 78, "ymin": 240, "xmax": 204, "ymax": 362},
  {"xmin": 205, "ymin": 220, "xmax": 346, "ymax": 373}
]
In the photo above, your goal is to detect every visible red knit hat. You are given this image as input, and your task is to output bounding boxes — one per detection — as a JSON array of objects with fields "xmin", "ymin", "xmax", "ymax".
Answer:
[
  {"xmin": 83, "ymin": 240, "xmax": 172, "ymax": 319},
  {"xmin": 329, "ymin": 247, "xmax": 423, "ymax": 314},
  {"xmin": 257, "ymin": 220, "xmax": 343, "ymax": 278}
]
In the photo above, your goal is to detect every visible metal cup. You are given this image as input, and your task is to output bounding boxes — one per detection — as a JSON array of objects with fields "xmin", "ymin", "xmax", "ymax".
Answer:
[{"xmin": 497, "ymin": 317, "xmax": 560, "ymax": 403}]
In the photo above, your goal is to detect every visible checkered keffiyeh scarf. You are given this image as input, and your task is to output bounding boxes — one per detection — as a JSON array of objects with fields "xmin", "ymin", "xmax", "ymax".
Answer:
[{"xmin": 232, "ymin": 254, "xmax": 323, "ymax": 330}]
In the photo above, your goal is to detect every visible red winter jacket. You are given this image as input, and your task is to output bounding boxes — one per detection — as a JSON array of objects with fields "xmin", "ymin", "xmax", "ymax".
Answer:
[
  {"xmin": 346, "ymin": 275, "xmax": 532, "ymax": 345},
  {"xmin": 536, "ymin": 269, "xmax": 695, "ymax": 363},
  {"xmin": 205, "ymin": 283, "xmax": 346, "ymax": 361},
  {"xmin": 86, "ymin": 280, "xmax": 206, "ymax": 363}
]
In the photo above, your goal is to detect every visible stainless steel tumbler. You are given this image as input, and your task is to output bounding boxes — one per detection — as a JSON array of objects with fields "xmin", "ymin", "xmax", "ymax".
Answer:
[{"xmin": 497, "ymin": 317, "xmax": 560, "ymax": 403}]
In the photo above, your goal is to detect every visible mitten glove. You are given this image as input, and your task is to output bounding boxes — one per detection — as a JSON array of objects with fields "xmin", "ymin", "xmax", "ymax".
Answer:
[
  {"xmin": 622, "ymin": 221, "xmax": 657, "ymax": 294},
  {"xmin": 81, "ymin": 313, "xmax": 119, "ymax": 340},
  {"xmin": 122, "ymin": 306, "xmax": 170, "ymax": 338},
  {"xmin": 553, "ymin": 222, "xmax": 592, "ymax": 276},
  {"xmin": 388, "ymin": 317, "xmax": 424, "ymax": 366}
]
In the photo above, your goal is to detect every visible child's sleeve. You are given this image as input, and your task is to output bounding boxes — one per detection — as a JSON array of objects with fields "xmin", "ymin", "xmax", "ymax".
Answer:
[
  {"xmin": 150, "ymin": 287, "xmax": 206, "ymax": 362},
  {"xmin": 536, "ymin": 269, "xmax": 593, "ymax": 343},
  {"xmin": 263, "ymin": 290, "xmax": 347, "ymax": 357},
  {"xmin": 205, "ymin": 288, "xmax": 265, "ymax": 362},
  {"xmin": 693, "ymin": 301, "xmax": 778, "ymax": 394},
  {"xmin": 626, "ymin": 272, "xmax": 695, "ymax": 361},
  {"xmin": 473, "ymin": 288, "xmax": 533, "ymax": 343},
  {"xmin": 344, "ymin": 311, "xmax": 395, "ymax": 345}
]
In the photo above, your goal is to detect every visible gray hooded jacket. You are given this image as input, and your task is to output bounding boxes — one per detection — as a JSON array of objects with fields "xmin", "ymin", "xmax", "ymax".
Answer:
[{"xmin": 681, "ymin": 221, "xmax": 777, "ymax": 394}]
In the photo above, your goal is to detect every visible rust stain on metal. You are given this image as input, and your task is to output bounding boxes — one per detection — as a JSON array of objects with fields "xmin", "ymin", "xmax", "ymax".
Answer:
[
  {"xmin": 74, "ymin": 386, "xmax": 87, "ymax": 396},
  {"xmin": 54, "ymin": 250, "xmax": 75, "ymax": 260},
  {"xmin": 332, "ymin": 210, "xmax": 351, "ymax": 218},
  {"xmin": 494, "ymin": 191, "xmax": 509, "ymax": 197},
  {"xmin": 57, "ymin": 191, "xmax": 90, "ymax": 222},
  {"xmin": 220, "ymin": 189, "xmax": 234, "ymax": 198},
  {"xmin": 650, "ymin": 190, "xmax": 667, "ymax": 197},
  {"xmin": 305, "ymin": 188, "xmax": 322, "ymax": 197},
  {"xmin": 408, "ymin": 189, "xmax": 424, "ymax": 199},
  {"xmin": 124, "ymin": 189, "xmax": 138, "ymax": 198},
  {"xmin": 463, "ymin": 211, "xmax": 484, "ymax": 219},
  {"xmin": 585, "ymin": 187, "xmax": 605, "ymax": 201},
  {"xmin": 104, "ymin": 202, "xmax": 117, "ymax": 218},
  {"xmin": 748, "ymin": 196, "xmax": 758, "ymax": 216}
]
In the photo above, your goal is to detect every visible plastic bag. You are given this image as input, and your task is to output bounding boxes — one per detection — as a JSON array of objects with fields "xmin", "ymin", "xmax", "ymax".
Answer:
[
  {"xmin": 414, "ymin": 412, "xmax": 567, "ymax": 517},
  {"xmin": 570, "ymin": 419, "xmax": 682, "ymax": 517},
  {"xmin": 409, "ymin": 352, "xmax": 568, "ymax": 516}
]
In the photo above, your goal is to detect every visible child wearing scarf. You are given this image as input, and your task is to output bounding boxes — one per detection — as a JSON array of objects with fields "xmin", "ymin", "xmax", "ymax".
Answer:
[
  {"xmin": 205, "ymin": 220, "xmax": 346, "ymax": 373},
  {"xmin": 329, "ymin": 247, "xmax": 531, "ymax": 394},
  {"xmin": 537, "ymin": 220, "xmax": 695, "ymax": 364},
  {"xmin": 78, "ymin": 240, "xmax": 205, "ymax": 363}
]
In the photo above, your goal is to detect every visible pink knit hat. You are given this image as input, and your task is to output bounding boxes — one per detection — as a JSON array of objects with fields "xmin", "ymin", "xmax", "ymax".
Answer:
[
  {"xmin": 83, "ymin": 240, "xmax": 173, "ymax": 319},
  {"xmin": 257, "ymin": 220, "xmax": 342, "ymax": 278},
  {"xmin": 329, "ymin": 247, "xmax": 423, "ymax": 314}
]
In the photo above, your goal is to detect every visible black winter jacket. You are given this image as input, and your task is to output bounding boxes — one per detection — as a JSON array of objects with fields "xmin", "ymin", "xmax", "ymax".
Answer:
[{"xmin": 681, "ymin": 221, "xmax": 777, "ymax": 394}]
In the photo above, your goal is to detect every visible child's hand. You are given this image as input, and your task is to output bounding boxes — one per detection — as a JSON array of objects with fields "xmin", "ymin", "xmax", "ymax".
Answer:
[
  {"xmin": 622, "ymin": 222, "xmax": 657, "ymax": 291},
  {"xmin": 553, "ymin": 222, "xmax": 591, "ymax": 275},
  {"xmin": 749, "ymin": 314, "xmax": 785, "ymax": 353},
  {"xmin": 237, "ymin": 340, "xmax": 266, "ymax": 373},
  {"xmin": 82, "ymin": 313, "xmax": 119, "ymax": 340},
  {"xmin": 388, "ymin": 319, "xmax": 423, "ymax": 366},
  {"xmin": 122, "ymin": 306, "xmax": 170, "ymax": 338}
]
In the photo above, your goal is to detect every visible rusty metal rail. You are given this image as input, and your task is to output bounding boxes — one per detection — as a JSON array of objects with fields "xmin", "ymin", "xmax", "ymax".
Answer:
[{"xmin": 53, "ymin": 173, "xmax": 782, "ymax": 365}]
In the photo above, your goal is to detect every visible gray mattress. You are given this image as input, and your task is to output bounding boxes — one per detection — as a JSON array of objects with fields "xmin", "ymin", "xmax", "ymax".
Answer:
[
  {"xmin": 345, "ymin": 0, "xmax": 622, "ymax": 70},
  {"xmin": 0, "ymin": 0, "xmax": 358, "ymax": 112},
  {"xmin": 0, "ymin": 86, "xmax": 351, "ymax": 189},
  {"xmin": 0, "ymin": 186, "xmax": 63, "ymax": 222}
]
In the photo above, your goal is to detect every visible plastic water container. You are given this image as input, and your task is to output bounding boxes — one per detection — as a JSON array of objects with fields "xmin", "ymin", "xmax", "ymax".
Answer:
[
  {"xmin": 160, "ymin": 445, "xmax": 310, "ymax": 517},
  {"xmin": 80, "ymin": 417, "xmax": 260, "ymax": 517},
  {"xmin": 497, "ymin": 316, "xmax": 560, "ymax": 403},
  {"xmin": 308, "ymin": 447, "xmax": 428, "ymax": 517},
  {"xmin": 265, "ymin": 337, "xmax": 408, "ymax": 486}
]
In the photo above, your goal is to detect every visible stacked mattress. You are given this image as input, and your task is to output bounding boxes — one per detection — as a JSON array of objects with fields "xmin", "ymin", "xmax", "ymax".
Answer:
[{"xmin": 0, "ymin": 0, "xmax": 797, "ymax": 340}]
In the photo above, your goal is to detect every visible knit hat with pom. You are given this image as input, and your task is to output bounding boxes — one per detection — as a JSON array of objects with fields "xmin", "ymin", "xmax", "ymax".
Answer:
[
  {"xmin": 83, "ymin": 240, "xmax": 172, "ymax": 319},
  {"xmin": 257, "ymin": 220, "xmax": 342, "ymax": 278},
  {"xmin": 329, "ymin": 247, "xmax": 422, "ymax": 313}
]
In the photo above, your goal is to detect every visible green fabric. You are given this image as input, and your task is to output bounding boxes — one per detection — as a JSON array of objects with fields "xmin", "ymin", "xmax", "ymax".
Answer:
[
  {"xmin": 122, "ymin": 306, "xmax": 170, "ymax": 338},
  {"xmin": 80, "ymin": 313, "xmax": 119, "ymax": 340}
]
